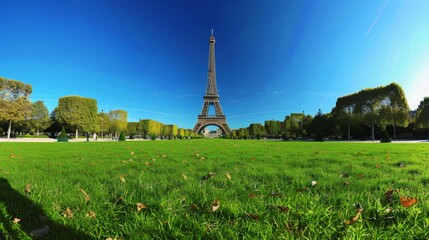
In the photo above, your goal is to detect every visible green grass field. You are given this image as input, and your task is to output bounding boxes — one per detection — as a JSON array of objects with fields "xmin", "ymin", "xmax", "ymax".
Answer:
[{"xmin": 1, "ymin": 139, "xmax": 428, "ymax": 239}]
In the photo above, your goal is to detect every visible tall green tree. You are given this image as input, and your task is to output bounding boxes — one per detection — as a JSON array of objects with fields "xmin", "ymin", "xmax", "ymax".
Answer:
[
  {"xmin": 332, "ymin": 95, "xmax": 360, "ymax": 141},
  {"xmin": 56, "ymin": 96, "xmax": 98, "ymax": 139},
  {"xmin": 378, "ymin": 83, "xmax": 410, "ymax": 139},
  {"xmin": 0, "ymin": 77, "xmax": 32, "ymax": 139},
  {"xmin": 264, "ymin": 120, "xmax": 281, "ymax": 138},
  {"xmin": 109, "ymin": 110, "xmax": 128, "ymax": 138},
  {"xmin": 415, "ymin": 97, "xmax": 429, "ymax": 128},
  {"xmin": 30, "ymin": 100, "xmax": 51, "ymax": 136}
]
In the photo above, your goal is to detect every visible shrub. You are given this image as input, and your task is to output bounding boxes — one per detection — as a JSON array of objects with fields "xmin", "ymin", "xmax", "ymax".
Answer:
[
  {"xmin": 151, "ymin": 134, "xmax": 156, "ymax": 140},
  {"xmin": 57, "ymin": 127, "xmax": 68, "ymax": 142},
  {"xmin": 119, "ymin": 131, "xmax": 126, "ymax": 141},
  {"xmin": 380, "ymin": 137, "xmax": 392, "ymax": 143}
]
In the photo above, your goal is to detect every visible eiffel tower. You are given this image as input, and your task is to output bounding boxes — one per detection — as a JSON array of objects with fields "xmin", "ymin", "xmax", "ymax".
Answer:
[{"xmin": 193, "ymin": 30, "xmax": 231, "ymax": 134}]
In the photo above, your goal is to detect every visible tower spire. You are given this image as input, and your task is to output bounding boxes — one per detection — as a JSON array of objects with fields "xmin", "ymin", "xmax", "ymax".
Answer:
[{"xmin": 193, "ymin": 30, "xmax": 231, "ymax": 135}]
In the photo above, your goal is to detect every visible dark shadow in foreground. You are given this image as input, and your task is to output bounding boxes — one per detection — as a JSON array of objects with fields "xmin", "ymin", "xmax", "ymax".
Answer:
[{"xmin": 0, "ymin": 177, "xmax": 93, "ymax": 239}]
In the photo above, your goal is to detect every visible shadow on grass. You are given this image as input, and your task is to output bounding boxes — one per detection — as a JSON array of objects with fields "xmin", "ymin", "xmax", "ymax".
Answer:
[{"xmin": 0, "ymin": 177, "xmax": 93, "ymax": 240}]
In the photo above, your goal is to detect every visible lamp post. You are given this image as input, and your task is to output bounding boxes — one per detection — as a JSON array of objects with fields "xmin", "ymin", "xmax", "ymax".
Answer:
[{"xmin": 101, "ymin": 110, "xmax": 104, "ymax": 140}]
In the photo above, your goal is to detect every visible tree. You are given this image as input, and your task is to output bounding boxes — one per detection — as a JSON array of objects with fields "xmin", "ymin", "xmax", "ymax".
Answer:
[
  {"xmin": 378, "ymin": 83, "xmax": 410, "ymax": 139},
  {"xmin": 0, "ymin": 77, "xmax": 32, "ymax": 139},
  {"xmin": 332, "ymin": 95, "xmax": 360, "ymax": 141},
  {"xmin": 56, "ymin": 96, "xmax": 98, "ymax": 139},
  {"xmin": 30, "ymin": 100, "xmax": 51, "ymax": 136},
  {"xmin": 109, "ymin": 110, "xmax": 128, "ymax": 139},
  {"xmin": 264, "ymin": 120, "xmax": 281, "ymax": 138},
  {"xmin": 415, "ymin": 97, "xmax": 429, "ymax": 128},
  {"xmin": 97, "ymin": 111, "xmax": 111, "ymax": 139}
]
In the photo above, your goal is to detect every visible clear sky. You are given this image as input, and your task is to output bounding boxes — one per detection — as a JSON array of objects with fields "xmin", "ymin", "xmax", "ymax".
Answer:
[{"xmin": 1, "ymin": 0, "xmax": 429, "ymax": 130}]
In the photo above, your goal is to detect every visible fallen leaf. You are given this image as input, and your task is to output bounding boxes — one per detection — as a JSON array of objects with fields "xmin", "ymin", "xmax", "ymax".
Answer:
[
  {"xmin": 345, "ymin": 207, "xmax": 363, "ymax": 225},
  {"xmin": 13, "ymin": 218, "xmax": 21, "ymax": 224},
  {"xmin": 385, "ymin": 189, "xmax": 399, "ymax": 203},
  {"xmin": 29, "ymin": 225, "xmax": 49, "ymax": 238},
  {"xmin": 24, "ymin": 184, "xmax": 31, "ymax": 194},
  {"xmin": 343, "ymin": 181, "xmax": 351, "ymax": 186},
  {"xmin": 86, "ymin": 211, "xmax": 96, "ymax": 219},
  {"xmin": 10, "ymin": 154, "xmax": 16, "ymax": 158},
  {"xmin": 211, "ymin": 198, "xmax": 220, "ymax": 212},
  {"xmin": 63, "ymin": 207, "xmax": 73, "ymax": 219},
  {"xmin": 249, "ymin": 193, "xmax": 257, "ymax": 198},
  {"xmin": 244, "ymin": 212, "xmax": 259, "ymax": 221},
  {"xmin": 131, "ymin": 152, "xmax": 134, "ymax": 155},
  {"xmin": 386, "ymin": 156, "xmax": 391, "ymax": 160},
  {"xmin": 119, "ymin": 176, "xmax": 126, "ymax": 183},
  {"xmin": 137, "ymin": 203, "xmax": 147, "ymax": 212},
  {"xmin": 399, "ymin": 196, "xmax": 417, "ymax": 207},
  {"xmin": 202, "ymin": 172, "xmax": 215, "ymax": 180},
  {"xmin": 376, "ymin": 163, "xmax": 380, "ymax": 168},
  {"xmin": 311, "ymin": 181, "xmax": 317, "ymax": 186},
  {"xmin": 144, "ymin": 161, "xmax": 152, "ymax": 166},
  {"xmin": 226, "ymin": 173, "xmax": 231, "ymax": 180},
  {"xmin": 271, "ymin": 192, "xmax": 282, "ymax": 197},
  {"xmin": 161, "ymin": 154, "xmax": 167, "ymax": 158},
  {"xmin": 80, "ymin": 189, "xmax": 91, "ymax": 202},
  {"xmin": 277, "ymin": 206, "xmax": 289, "ymax": 213},
  {"xmin": 182, "ymin": 174, "xmax": 188, "ymax": 180}
]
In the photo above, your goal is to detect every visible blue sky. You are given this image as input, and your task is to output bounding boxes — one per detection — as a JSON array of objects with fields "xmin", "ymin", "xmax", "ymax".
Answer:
[{"xmin": 1, "ymin": 0, "xmax": 429, "ymax": 130}]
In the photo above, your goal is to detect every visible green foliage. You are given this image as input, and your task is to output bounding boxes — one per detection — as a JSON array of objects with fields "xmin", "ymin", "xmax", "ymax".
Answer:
[
  {"xmin": 0, "ymin": 77, "xmax": 32, "ymax": 139},
  {"xmin": 415, "ymin": 97, "xmax": 429, "ymax": 128},
  {"xmin": 264, "ymin": 120, "xmax": 281, "ymax": 137},
  {"xmin": 162, "ymin": 124, "xmax": 178, "ymax": 137},
  {"xmin": 30, "ymin": 100, "xmax": 51, "ymax": 136},
  {"xmin": 151, "ymin": 133, "xmax": 156, "ymax": 140},
  {"xmin": 118, "ymin": 131, "xmax": 126, "ymax": 141},
  {"xmin": 109, "ymin": 110, "xmax": 128, "ymax": 135},
  {"xmin": 57, "ymin": 127, "xmax": 68, "ymax": 142},
  {"xmin": 56, "ymin": 96, "xmax": 98, "ymax": 137},
  {"xmin": 141, "ymin": 119, "xmax": 163, "ymax": 136},
  {"xmin": 248, "ymin": 123, "xmax": 266, "ymax": 138}
]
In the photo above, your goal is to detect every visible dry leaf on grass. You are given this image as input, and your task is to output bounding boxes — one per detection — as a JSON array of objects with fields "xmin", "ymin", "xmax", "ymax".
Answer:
[
  {"xmin": 131, "ymin": 152, "xmax": 134, "ymax": 155},
  {"xmin": 311, "ymin": 181, "xmax": 317, "ymax": 186},
  {"xmin": 277, "ymin": 206, "xmax": 289, "ymax": 213},
  {"xmin": 400, "ymin": 196, "xmax": 417, "ymax": 207},
  {"xmin": 63, "ymin": 207, "xmax": 74, "ymax": 219},
  {"xmin": 211, "ymin": 198, "xmax": 220, "ymax": 212},
  {"xmin": 119, "ymin": 176, "xmax": 126, "ymax": 183},
  {"xmin": 385, "ymin": 189, "xmax": 399, "ymax": 203},
  {"xmin": 202, "ymin": 172, "xmax": 215, "ymax": 180},
  {"xmin": 271, "ymin": 192, "xmax": 282, "ymax": 197},
  {"xmin": 24, "ymin": 184, "xmax": 31, "ymax": 194},
  {"xmin": 225, "ymin": 173, "xmax": 231, "ymax": 180},
  {"xmin": 343, "ymin": 181, "xmax": 351, "ymax": 186},
  {"xmin": 13, "ymin": 218, "xmax": 21, "ymax": 224},
  {"xmin": 249, "ymin": 193, "xmax": 257, "ymax": 198},
  {"xmin": 80, "ymin": 189, "xmax": 91, "ymax": 202},
  {"xmin": 137, "ymin": 203, "xmax": 147, "ymax": 212},
  {"xmin": 86, "ymin": 211, "xmax": 96, "ymax": 219},
  {"xmin": 244, "ymin": 212, "xmax": 259, "ymax": 221},
  {"xmin": 29, "ymin": 225, "xmax": 49, "ymax": 238},
  {"xmin": 345, "ymin": 207, "xmax": 363, "ymax": 225}
]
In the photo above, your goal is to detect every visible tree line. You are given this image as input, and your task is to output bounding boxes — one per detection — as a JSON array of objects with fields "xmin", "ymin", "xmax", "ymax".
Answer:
[
  {"xmin": 1, "ymin": 76, "xmax": 428, "ymax": 140},
  {"xmin": 0, "ymin": 76, "xmax": 197, "ymax": 139},
  {"xmin": 228, "ymin": 83, "xmax": 429, "ymax": 141}
]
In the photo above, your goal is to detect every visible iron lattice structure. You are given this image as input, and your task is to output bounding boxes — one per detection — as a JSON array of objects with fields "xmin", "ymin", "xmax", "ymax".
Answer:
[{"xmin": 193, "ymin": 30, "xmax": 231, "ymax": 134}]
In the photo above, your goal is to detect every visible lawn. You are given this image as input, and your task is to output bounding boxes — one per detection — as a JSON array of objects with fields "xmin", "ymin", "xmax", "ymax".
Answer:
[{"xmin": 1, "ymin": 139, "xmax": 428, "ymax": 239}]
